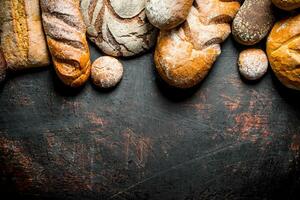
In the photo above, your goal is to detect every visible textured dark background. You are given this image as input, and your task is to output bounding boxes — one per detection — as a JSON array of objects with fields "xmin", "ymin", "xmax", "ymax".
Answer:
[{"xmin": 0, "ymin": 36, "xmax": 300, "ymax": 200}]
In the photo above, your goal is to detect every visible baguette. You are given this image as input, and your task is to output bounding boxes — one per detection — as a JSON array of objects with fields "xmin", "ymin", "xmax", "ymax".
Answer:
[
  {"xmin": 41, "ymin": 0, "xmax": 91, "ymax": 87},
  {"xmin": 0, "ymin": 0, "xmax": 50, "ymax": 70},
  {"xmin": 272, "ymin": 0, "xmax": 300, "ymax": 10},
  {"xmin": 154, "ymin": 0, "xmax": 240, "ymax": 88}
]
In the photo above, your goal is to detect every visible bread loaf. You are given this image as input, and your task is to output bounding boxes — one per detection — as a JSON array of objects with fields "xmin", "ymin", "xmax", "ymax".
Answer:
[
  {"xmin": 41, "ymin": 0, "xmax": 91, "ymax": 87},
  {"xmin": 272, "ymin": 0, "xmax": 300, "ymax": 10},
  {"xmin": 154, "ymin": 0, "xmax": 240, "ymax": 88},
  {"xmin": 80, "ymin": 0, "xmax": 157, "ymax": 57},
  {"xmin": 0, "ymin": 0, "xmax": 50, "ymax": 70},
  {"xmin": 267, "ymin": 14, "xmax": 300, "ymax": 90},
  {"xmin": 0, "ymin": 49, "xmax": 7, "ymax": 84},
  {"xmin": 232, "ymin": 0, "xmax": 275, "ymax": 45},
  {"xmin": 145, "ymin": 0, "xmax": 193, "ymax": 30}
]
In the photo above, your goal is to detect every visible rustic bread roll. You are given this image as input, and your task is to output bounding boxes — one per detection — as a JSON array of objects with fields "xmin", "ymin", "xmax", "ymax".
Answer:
[
  {"xmin": 238, "ymin": 49, "xmax": 268, "ymax": 80},
  {"xmin": 154, "ymin": 0, "xmax": 240, "ymax": 88},
  {"xmin": 232, "ymin": 0, "xmax": 275, "ymax": 45},
  {"xmin": 0, "ymin": 49, "xmax": 7, "ymax": 84},
  {"xmin": 272, "ymin": 0, "xmax": 300, "ymax": 10},
  {"xmin": 267, "ymin": 14, "xmax": 300, "ymax": 90},
  {"xmin": 145, "ymin": 0, "xmax": 193, "ymax": 30},
  {"xmin": 80, "ymin": 0, "xmax": 157, "ymax": 57},
  {"xmin": 91, "ymin": 56, "xmax": 124, "ymax": 88},
  {"xmin": 41, "ymin": 0, "xmax": 91, "ymax": 88},
  {"xmin": 0, "ymin": 0, "xmax": 50, "ymax": 70}
]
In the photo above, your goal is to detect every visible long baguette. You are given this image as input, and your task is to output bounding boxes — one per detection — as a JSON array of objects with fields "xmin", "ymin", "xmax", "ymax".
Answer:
[{"xmin": 41, "ymin": 0, "xmax": 91, "ymax": 87}]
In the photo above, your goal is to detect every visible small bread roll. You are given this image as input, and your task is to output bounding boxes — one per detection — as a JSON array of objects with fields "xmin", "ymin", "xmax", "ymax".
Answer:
[
  {"xmin": 91, "ymin": 56, "xmax": 124, "ymax": 89},
  {"xmin": 145, "ymin": 0, "xmax": 193, "ymax": 30},
  {"xmin": 272, "ymin": 0, "xmax": 300, "ymax": 10},
  {"xmin": 0, "ymin": 49, "xmax": 7, "ymax": 84},
  {"xmin": 267, "ymin": 14, "xmax": 300, "ymax": 90},
  {"xmin": 238, "ymin": 49, "xmax": 268, "ymax": 80}
]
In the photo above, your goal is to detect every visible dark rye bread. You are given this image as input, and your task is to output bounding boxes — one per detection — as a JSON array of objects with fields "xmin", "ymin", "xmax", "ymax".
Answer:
[
  {"xmin": 232, "ymin": 0, "xmax": 275, "ymax": 45},
  {"xmin": 80, "ymin": 0, "xmax": 157, "ymax": 57},
  {"xmin": 41, "ymin": 0, "xmax": 91, "ymax": 87}
]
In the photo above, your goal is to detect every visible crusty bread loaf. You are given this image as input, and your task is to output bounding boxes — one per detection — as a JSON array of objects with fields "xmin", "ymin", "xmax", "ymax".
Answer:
[
  {"xmin": 272, "ymin": 0, "xmax": 300, "ymax": 10},
  {"xmin": 80, "ymin": 0, "xmax": 157, "ymax": 57},
  {"xmin": 267, "ymin": 14, "xmax": 300, "ymax": 90},
  {"xmin": 145, "ymin": 0, "xmax": 193, "ymax": 30},
  {"xmin": 0, "ymin": 0, "xmax": 50, "ymax": 70},
  {"xmin": 232, "ymin": 0, "xmax": 275, "ymax": 45},
  {"xmin": 154, "ymin": 0, "xmax": 240, "ymax": 88},
  {"xmin": 0, "ymin": 49, "xmax": 7, "ymax": 84},
  {"xmin": 41, "ymin": 0, "xmax": 91, "ymax": 87}
]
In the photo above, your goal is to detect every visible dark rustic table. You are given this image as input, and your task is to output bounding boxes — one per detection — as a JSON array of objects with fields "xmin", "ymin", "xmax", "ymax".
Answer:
[{"xmin": 0, "ymin": 37, "xmax": 300, "ymax": 200}]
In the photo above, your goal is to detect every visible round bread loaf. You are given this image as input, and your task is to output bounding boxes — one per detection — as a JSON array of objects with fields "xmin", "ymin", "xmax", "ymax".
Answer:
[
  {"xmin": 232, "ymin": 0, "xmax": 275, "ymax": 45},
  {"xmin": 238, "ymin": 49, "xmax": 268, "ymax": 80},
  {"xmin": 91, "ymin": 56, "xmax": 123, "ymax": 88},
  {"xmin": 145, "ymin": 0, "xmax": 193, "ymax": 30},
  {"xmin": 267, "ymin": 14, "xmax": 300, "ymax": 90},
  {"xmin": 80, "ymin": 0, "xmax": 157, "ymax": 57},
  {"xmin": 0, "ymin": 49, "xmax": 7, "ymax": 84},
  {"xmin": 272, "ymin": 0, "xmax": 300, "ymax": 10}
]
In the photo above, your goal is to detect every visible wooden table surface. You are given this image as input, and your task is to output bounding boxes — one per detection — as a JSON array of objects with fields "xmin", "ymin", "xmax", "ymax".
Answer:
[{"xmin": 0, "ymin": 37, "xmax": 300, "ymax": 200}]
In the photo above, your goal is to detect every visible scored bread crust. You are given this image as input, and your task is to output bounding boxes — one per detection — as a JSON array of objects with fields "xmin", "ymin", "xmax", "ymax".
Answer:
[
  {"xmin": 154, "ymin": 0, "xmax": 240, "ymax": 88},
  {"xmin": 267, "ymin": 14, "xmax": 300, "ymax": 90},
  {"xmin": 80, "ymin": 0, "xmax": 157, "ymax": 57},
  {"xmin": 0, "ymin": 0, "xmax": 50, "ymax": 70},
  {"xmin": 41, "ymin": 0, "xmax": 91, "ymax": 87},
  {"xmin": 272, "ymin": 0, "xmax": 300, "ymax": 10}
]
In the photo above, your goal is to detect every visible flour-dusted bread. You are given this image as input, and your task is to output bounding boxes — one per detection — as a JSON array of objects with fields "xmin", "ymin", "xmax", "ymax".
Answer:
[
  {"xmin": 272, "ymin": 0, "xmax": 300, "ymax": 10},
  {"xmin": 267, "ymin": 14, "xmax": 300, "ymax": 90},
  {"xmin": 80, "ymin": 0, "xmax": 157, "ymax": 57},
  {"xmin": 41, "ymin": 0, "xmax": 91, "ymax": 88},
  {"xmin": 0, "ymin": 0, "xmax": 50, "ymax": 70},
  {"xmin": 232, "ymin": 0, "xmax": 275, "ymax": 46},
  {"xmin": 154, "ymin": 0, "xmax": 240, "ymax": 88},
  {"xmin": 0, "ymin": 49, "xmax": 7, "ymax": 84},
  {"xmin": 238, "ymin": 49, "xmax": 268, "ymax": 80},
  {"xmin": 145, "ymin": 0, "xmax": 193, "ymax": 30}
]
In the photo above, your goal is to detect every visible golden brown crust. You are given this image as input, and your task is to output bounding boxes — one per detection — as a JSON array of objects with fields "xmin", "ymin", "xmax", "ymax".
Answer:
[
  {"xmin": 41, "ymin": 0, "xmax": 91, "ymax": 87},
  {"xmin": 267, "ymin": 14, "xmax": 300, "ymax": 90},
  {"xmin": 0, "ymin": 0, "xmax": 50, "ymax": 70},
  {"xmin": 272, "ymin": 0, "xmax": 300, "ymax": 11},
  {"xmin": 154, "ymin": 0, "xmax": 240, "ymax": 88}
]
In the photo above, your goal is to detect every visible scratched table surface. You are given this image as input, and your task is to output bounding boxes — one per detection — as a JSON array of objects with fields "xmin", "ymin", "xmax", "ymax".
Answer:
[{"xmin": 0, "ymin": 35, "xmax": 300, "ymax": 200}]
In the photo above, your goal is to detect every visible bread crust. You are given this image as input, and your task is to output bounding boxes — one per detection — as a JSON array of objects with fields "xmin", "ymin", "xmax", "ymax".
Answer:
[
  {"xmin": 0, "ymin": 0, "xmax": 50, "ymax": 70},
  {"xmin": 80, "ymin": 0, "xmax": 157, "ymax": 57},
  {"xmin": 232, "ymin": 0, "xmax": 275, "ymax": 46},
  {"xmin": 145, "ymin": 0, "xmax": 193, "ymax": 30},
  {"xmin": 272, "ymin": 0, "xmax": 300, "ymax": 10},
  {"xmin": 267, "ymin": 14, "xmax": 300, "ymax": 90},
  {"xmin": 41, "ymin": 0, "xmax": 91, "ymax": 87},
  {"xmin": 154, "ymin": 0, "xmax": 240, "ymax": 88},
  {"xmin": 0, "ymin": 49, "xmax": 7, "ymax": 83}
]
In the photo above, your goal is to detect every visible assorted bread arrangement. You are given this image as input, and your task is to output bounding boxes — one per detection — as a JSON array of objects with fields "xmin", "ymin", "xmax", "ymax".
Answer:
[{"xmin": 0, "ymin": 0, "xmax": 299, "ymax": 91}]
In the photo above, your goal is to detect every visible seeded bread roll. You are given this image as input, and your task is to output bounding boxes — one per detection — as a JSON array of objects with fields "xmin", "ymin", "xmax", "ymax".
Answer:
[
  {"xmin": 145, "ymin": 0, "xmax": 193, "ymax": 30},
  {"xmin": 0, "ymin": 0, "xmax": 50, "ymax": 70},
  {"xmin": 80, "ymin": 0, "xmax": 157, "ymax": 57},
  {"xmin": 272, "ymin": 0, "xmax": 300, "ymax": 10},
  {"xmin": 41, "ymin": 0, "xmax": 91, "ymax": 87},
  {"xmin": 267, "ymin": 14, "xmax": 300, "ymax": 90},
  {"xmin": 0, "ymin": 49, "xmax": 7, "ymax": 84},
  {"xmin": 232, "ymin": 0, "xmax": 275, "ymax": 45},
  {"xmin": 155, "ymin": 0, "xmax": 240, "ymax": 88}
]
